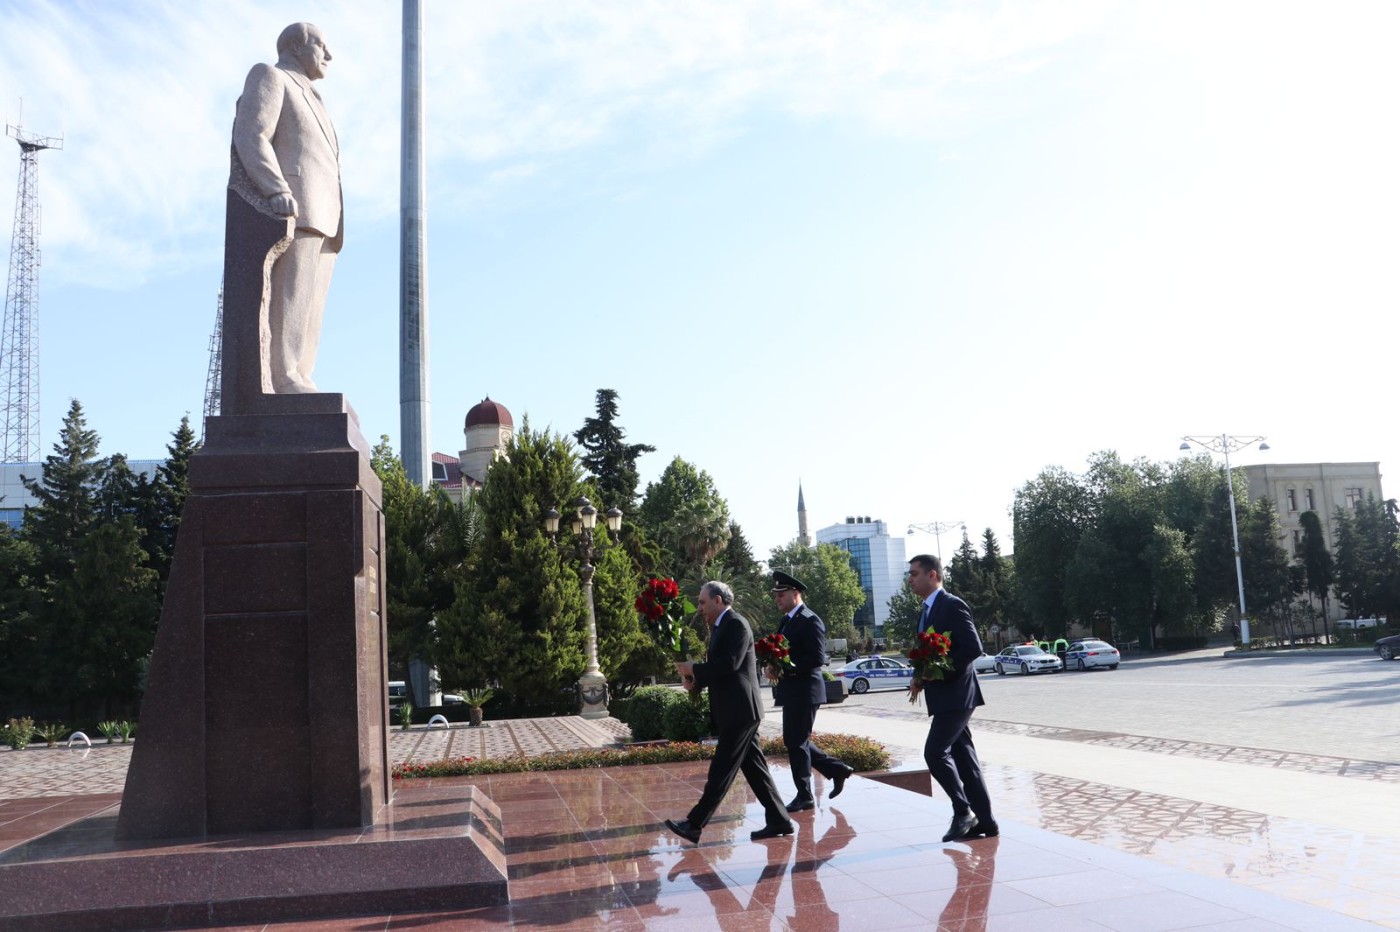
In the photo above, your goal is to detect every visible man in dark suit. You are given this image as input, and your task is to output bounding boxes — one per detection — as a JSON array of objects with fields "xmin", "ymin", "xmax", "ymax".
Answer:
[
  {"xmin": 665, "ymin": 581, "xmax": 794, "ymax": 845},
  {"xmin": 907, "ymin": 554, "xmax": 999, "ymax": 842},
  {"xmin": 767, "ymin": 570, "xmax": 854, "ymax": 812}
]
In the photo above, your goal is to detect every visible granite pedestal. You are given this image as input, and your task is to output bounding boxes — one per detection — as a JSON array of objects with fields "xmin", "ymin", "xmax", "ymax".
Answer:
[{"xmin": 117, "ymin": 396, "xmax": 390, "ymax": 840}]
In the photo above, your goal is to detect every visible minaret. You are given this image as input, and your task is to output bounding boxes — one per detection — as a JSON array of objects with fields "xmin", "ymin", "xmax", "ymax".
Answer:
[{"xmin": 797, "ymin": 482, "xmax": 811, "ymax": 547}]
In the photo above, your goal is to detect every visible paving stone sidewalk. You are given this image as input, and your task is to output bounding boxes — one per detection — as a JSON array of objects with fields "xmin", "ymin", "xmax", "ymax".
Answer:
[{"xmin": 0, "ymin": 716, "xmax": 639, "ymax": 800}]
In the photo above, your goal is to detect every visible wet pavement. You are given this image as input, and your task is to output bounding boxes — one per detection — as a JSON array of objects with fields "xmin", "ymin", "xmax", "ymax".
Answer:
[{"xmin": 2, "ymin": 682, "xmax": 1398, "ymax": 929}]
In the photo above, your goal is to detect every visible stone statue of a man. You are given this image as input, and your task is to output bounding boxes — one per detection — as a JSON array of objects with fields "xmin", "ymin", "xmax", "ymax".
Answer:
[{"xmin": 230, "ymin": 22, "xmax": 343, "ymax": 394}]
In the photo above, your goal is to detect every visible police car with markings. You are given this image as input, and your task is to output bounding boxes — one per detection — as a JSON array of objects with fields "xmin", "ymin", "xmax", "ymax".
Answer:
[
  {"xmin": 1065, "ymin": 639, "xmax": 1121, "ymax": 671},
  {"xmin": 833, "ymin": 656, "xmax": 915, "ymax": 694},
  {"xmin": 992, "ymin": 644, "xmax": 1063, "ymax": 675}
]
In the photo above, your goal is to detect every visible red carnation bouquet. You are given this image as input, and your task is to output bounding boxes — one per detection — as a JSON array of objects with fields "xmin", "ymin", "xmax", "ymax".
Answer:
[
  {"xmin": 635, "ymin": 576, "xmax": 695, "ymax": 659},
  {"xmin": 907, "ymin": 630, "xmax": 955, "ymax": 702},
  {"xmin": 755, "ymin": 633, "xmax": 796, "ymax": 677}
]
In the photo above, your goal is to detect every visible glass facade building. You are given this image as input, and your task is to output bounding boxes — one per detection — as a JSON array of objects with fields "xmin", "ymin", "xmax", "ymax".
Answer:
[{"xmin": 815, "ymin": 516, "xmax": 906, "ymax": 638}]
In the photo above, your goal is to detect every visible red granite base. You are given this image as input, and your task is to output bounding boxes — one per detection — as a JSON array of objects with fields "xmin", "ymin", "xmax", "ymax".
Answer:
[
  {"xmin": 863, "ymin": 768, "xmax": 934, "ymax": 796},
  {"xmin": 0, "ymin": 785, "xmax": 507, "ymax": 930}
]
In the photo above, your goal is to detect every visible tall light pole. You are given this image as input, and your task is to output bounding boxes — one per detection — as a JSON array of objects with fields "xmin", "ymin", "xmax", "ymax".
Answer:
[
  {"xmin": 545, "ymin": 496, "xmax": 623, "ymax": 719},
  {"xmin": 1180, "ymin": 434, "xmax": 1270, "ymax": 646},
  {"xmin": 907, "ymin": 520, "xmax": 964, "ymax": 563}
]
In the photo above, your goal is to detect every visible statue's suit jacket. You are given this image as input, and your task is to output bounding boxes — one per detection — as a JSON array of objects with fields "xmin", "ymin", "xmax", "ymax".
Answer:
[
  {"xmin": 233, "ymin": 62, "xmax": 343, "ymax": 244},
  {"xmin": 917, "ymin": 589, "xmax": 986, "ymax": 716},
  {"xmin": 773, "ymin": 604, "xmax": 828, "ymax": 707},
  {"xmin": 691, "ymin": 610, "xmax": 764, "ymax": 732}
]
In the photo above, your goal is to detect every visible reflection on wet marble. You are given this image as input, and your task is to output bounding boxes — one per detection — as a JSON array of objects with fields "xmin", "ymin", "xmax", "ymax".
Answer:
[{"xmin": 5, "ymin": 760, "xmax": 1396, "ymax": 930}]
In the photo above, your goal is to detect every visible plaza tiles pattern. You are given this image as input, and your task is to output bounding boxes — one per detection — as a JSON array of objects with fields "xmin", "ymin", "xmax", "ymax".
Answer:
[
  {"xmin": 972, "ymin": 719, "xmax": 1400, "ymax": 784},
  {"xmin": 0, "ymin": 718, "xmax": 634, "ymax": 801},
  {"xmin": 839, "ymin": 706, "xmax": 1400, "ymax": 785}
]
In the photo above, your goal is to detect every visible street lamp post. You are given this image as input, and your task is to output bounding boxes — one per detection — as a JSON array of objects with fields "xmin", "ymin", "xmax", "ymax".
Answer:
[
  {"xmin": 1179, "ymin": 434, "xmax": 1270, "ymax": 647},
  {"xmin": 907, "ymin": 520, "xmax": 965, "ymax": 563},
  {"xmin": 545, "ymin": 496, "xmax": 623, "ymax": 719}
]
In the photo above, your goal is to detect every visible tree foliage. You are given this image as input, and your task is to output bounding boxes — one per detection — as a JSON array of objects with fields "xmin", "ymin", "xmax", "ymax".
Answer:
[
  {"xmin": 1297, "ymin": 509, "xmax": 1333, "ymax": 633},
  {"xmin": 434, "ymin": 422, "xmax": 648, "ymax": 707},
  {"xmin": 371, "ymin": 437, "xmax": 479, "ymax": 682},
  {"xmin": 1332, "ymin": 494, "xmax": 1400, "ymax": 620},
  {"xmin": 7, "ymin": 400, "xmax": 159, "ymax": 721},
  {"xmin": 883, "ymin": 580, "xmax": 923, "ymax": 647},
  {"xmin": 1011, "ymin": 451, "xmax": 1290, "ymax": 645},
  {"xmin": 637, "ymin": 457, "xmax": 731, "ymax": 575},
  {"xmin": 573, "ymin": 388, "xmax": 655, "ymax": 512}
]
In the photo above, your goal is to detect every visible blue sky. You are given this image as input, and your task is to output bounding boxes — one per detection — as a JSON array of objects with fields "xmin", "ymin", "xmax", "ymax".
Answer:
[{"xmin": 1, "ymin": 0, "xmax": 1397, "ymax": 561}]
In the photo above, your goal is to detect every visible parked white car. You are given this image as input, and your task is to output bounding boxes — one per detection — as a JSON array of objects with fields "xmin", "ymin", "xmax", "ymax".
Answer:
[
  {"xmin": 1065, "ymin": 639, "xmax": 1121, "ymax": 671},
  {"xmin": 833, "ymin": 656, "xmax": 915, "ymax": 694},
  {"xmin": 993, "ymin": 645, "xmax": 1063, "ymax": 675}
]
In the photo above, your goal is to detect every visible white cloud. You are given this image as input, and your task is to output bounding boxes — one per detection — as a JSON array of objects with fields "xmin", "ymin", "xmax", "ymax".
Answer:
[{"xmin": 0, "ymin": 0, "xmax": 1116, "ymax": 288}]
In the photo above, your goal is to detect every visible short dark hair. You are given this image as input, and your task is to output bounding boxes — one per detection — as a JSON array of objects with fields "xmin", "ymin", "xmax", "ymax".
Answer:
[{"xmin": 909, "ymin": 553, "xmax": 942, "ymax": 576}]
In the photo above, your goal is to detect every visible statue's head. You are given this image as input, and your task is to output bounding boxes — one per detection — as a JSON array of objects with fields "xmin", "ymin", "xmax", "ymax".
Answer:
[{"xmin": 277, "ymin": 22, "xmax": 332, "ymax": 81}]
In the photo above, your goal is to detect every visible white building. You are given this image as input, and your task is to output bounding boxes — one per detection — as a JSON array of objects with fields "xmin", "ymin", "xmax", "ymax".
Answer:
[
  {"xmin": 429, "ymin": 397, "xmax": 514, "ymax": 502},
  {"xmin": 815, "ymin": 516, "xmax": 907, "ymax": 635},
  {"xmin": 0, "ymin": 459, "xmax": 163, "ymax": 530},
  {"xmin": 1242, "ymin": 462, "xmax": 1385, "ymax": 621}
]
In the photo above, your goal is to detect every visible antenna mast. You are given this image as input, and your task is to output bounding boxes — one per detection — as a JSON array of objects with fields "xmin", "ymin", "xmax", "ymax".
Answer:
[
  {"xmin": 202, "ymin": 283, "xmax": 223, "ymax": 435},
  {"xmin": 1, "ymin": 121, "xmax": 62, "ymax": 463}
]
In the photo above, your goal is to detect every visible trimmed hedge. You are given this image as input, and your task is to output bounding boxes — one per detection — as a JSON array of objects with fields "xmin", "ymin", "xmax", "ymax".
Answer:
[
  {"xmin": 392, "ymin": 731, "xmax": 892, "ymax": 779},
  {"xmin": 661, "ymin": 692, "xmax": 711, "ymax": 742},
  {"xmin": 620, "ymin": 685, "xmax": 677, "ymax": 741}
]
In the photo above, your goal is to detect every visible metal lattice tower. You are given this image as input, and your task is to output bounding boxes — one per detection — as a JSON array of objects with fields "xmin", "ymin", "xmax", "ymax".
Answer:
[
  {"xmin": 1, "ymin": 122, "xmax": 61, "ymax": 463},
  {"xmin": 202, "ymin": 283, "xmax": 223, "ymax": 435}
]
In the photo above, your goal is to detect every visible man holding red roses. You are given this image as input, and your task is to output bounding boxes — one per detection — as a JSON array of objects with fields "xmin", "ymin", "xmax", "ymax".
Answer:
[
  {"xmin": 768, "ymin": 570, "xmax": 854, "ymax": 812},
  {"xmin": 664, "ymin": 581, "xmax": 793, "ymax": 845},
  {"xmin": 907, "ymin": 554, "xmax": 998, "ymax": 843}
]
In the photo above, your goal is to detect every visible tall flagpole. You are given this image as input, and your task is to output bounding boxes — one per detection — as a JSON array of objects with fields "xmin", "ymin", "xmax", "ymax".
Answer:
[{"xmin": 400, "ymin": 0, "xmax": 430, "ymax": 488}]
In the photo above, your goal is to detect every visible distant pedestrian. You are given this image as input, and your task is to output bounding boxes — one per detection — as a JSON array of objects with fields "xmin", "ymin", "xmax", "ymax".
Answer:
[
  {"xmin": 766, "ymin": 570, "xmax": 854, "ymax": 812},
  {"xmin": 907, "ymin": 553, "xmax": 998, "ymax": 843},
  {"xmin": 664, "ymin": 581, "xmax": 793, "ymax": 845},
  {"xmin": 1231, "ymin": 623, "xmax": 1241, "ymax": 641}
]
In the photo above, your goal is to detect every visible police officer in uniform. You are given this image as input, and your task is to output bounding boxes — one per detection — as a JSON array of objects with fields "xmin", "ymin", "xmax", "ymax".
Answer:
[{"xmin": 768, "ymin": 570, "xmax": 854, "ymax": 812}]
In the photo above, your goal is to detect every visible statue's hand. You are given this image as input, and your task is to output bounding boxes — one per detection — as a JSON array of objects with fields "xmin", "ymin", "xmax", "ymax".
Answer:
[{"xmin": 270, "ymin": 192, "xmax": 298, "ymax": 218}]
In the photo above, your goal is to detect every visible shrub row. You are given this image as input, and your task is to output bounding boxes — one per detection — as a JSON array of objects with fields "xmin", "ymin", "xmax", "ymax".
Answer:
[{"xmin": 615, "ymin": 685, "xmax": 715, "ymax": 741}]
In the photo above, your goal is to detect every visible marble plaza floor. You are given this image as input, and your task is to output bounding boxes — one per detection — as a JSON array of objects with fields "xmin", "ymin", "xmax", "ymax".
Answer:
[{"xmin": 1, "ymin": 709, "xmax": 1397, "ymax": 930}]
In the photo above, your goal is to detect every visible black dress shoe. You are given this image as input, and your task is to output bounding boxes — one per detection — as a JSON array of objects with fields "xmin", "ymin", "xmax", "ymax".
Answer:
[
  {"xmin": 966, "ymin": 820, "xmax": 1000, "ymax": 838},
  {"xmin": 828, "ymin": 764, "xmax": 855, "ymax": 799},
  {"xmin": 941, "ymin": 812, "xmax": 979, "ymax": 842},
  {"xmin": 664, "ymin": 818, "xmax": 701, "ymax": 844},
  {"xmin": 750, "ymin": 823, "xmax": 795, "ymax": 840},
  {"xmin": 785, "ymin": 796, "xmax": 815, "ymax": 813}
]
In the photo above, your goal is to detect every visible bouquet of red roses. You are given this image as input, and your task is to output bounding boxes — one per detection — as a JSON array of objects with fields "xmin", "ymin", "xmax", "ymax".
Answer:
[
  {"xmin": 907, "ymin": 630, "xmax": 954, "ymax": 702},
  {"xmin": 635, "ymin": 576, "xmax": 695, "ymax": 659},
  {"xmin": 755, "ymin": 633, "xmax": 796, "ymax": 675}
]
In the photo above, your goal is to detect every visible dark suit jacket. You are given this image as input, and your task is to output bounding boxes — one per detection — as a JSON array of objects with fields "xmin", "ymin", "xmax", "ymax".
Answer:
[
  {"xmin": 691, "ymin": 609, "xmax": 764, "ymax": 730},
  {"xmin": 918, "ymin": 589, "xmax": 985, "ymax": 715},
  {"xmin": 773, "ymin": 604, "xmax": 828, "ymax": 707}
]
